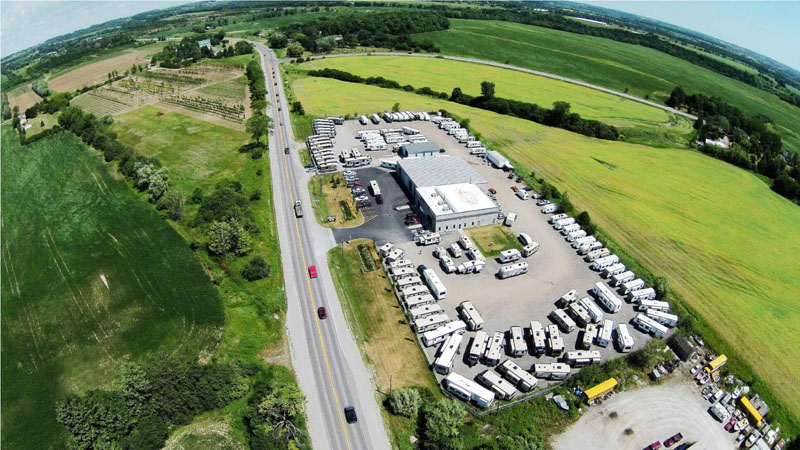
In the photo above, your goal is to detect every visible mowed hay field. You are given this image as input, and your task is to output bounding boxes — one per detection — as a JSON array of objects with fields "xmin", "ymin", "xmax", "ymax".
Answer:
[
  {"xmin": 48, "ymin": 44, "xmax": 162, "ymax": 92},
  {"xmin": 298, "ymin": 56, "xmax": 686, "ymax": 130},
  {"xmin": 292, "ymin": 77, "xmax": 800, "ymax": 419},
  {"xmin": 1, "ymin": 126, "xmax": 224, "ymax": 448},
  {"xmin": 112, "ymin": 105, "xmax": 250, "ymax": 194},
  {"xmin": 7, "ymin": 83, "xmax": 43, "ymax": 111},
  {"xmin": 417, "ymin": 20, "xmax": 800, "ymax": 154}
]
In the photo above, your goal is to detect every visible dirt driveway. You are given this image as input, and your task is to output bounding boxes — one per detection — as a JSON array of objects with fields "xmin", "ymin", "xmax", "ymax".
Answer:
[{"xmin": 551, "ymin": 376, "xmax": 736, "ymax": 450}]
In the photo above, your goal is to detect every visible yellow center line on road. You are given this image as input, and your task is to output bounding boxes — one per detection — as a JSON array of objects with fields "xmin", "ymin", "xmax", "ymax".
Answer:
[{"xmin": 265, "ymin": 52, "xmax": 354, "ymax": 450}]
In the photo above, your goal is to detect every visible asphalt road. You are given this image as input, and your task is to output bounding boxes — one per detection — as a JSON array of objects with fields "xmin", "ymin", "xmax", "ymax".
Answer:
[
  {"xmin": 253, "ymin": 43, "xmax": 391, "ymax": 450},
  {"xmin": 299, "ymin": 51, "xmax": 698, "ymax": 121}
]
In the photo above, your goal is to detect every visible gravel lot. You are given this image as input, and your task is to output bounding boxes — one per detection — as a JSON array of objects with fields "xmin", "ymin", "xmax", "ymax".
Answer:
[{"xmin": 552, "ymin": 375, "xmax": 737, "ymax": 450}]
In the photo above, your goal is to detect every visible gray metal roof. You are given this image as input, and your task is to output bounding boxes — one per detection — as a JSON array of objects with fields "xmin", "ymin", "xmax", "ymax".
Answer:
[
  {"xmin": 401, "ymin": 142, "xmax": 441, "ymax": 154},
  {"xmin": 398, "ymin": 155, "xmax": 487, "ymax": 188}
]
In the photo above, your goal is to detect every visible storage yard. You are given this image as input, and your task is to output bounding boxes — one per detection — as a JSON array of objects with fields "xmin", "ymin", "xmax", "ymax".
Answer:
[{"xmin": 311, "ymin": 114, "xmax": 684, "ymax": 410}]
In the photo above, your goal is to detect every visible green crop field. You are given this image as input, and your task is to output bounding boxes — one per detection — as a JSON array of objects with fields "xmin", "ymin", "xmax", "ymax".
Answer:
[
  {"xmin": 113, "ymin": 106, "xmax": 250, "ymax": 194},
  {"xmin": 197, "ymin": 75, "xmax": 248, "ymax": 99},
  {"xmin": 1, "ymin": 126, "xmax": 224, "ymax": 448},
  {"xmin": 417, "ymin": 19, "xmax": 800, "ymax": 154},
  {"xmin": 291, "ymin": 76, "xmax": 800, "ymax": 423},
  {"xmin": 112, "ymin": 106, "xmax": 287, "ymax": 362},
  {"xmin": 298, "ymin": 56, "xmax": 693, "ymax": 135}
]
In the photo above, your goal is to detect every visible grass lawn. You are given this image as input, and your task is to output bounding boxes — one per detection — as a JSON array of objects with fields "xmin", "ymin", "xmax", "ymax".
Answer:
[
  {"xmin": 417, "ymin": 19, "xmax": 800, "ymax": 154},
  {"xmin": 327, "ymin": 240, "xmax": 435, "ymax": 393},
  {"xmin": 466, "ymin": 224, "xmax": 523, "ymax": 259},
  {"xmin": 201, "ymin": 54, "xmax": 256, "ymax": 68},
  {"xmin": 23, "ymin": 113, "xmax": 58, "ymax": 136},
  {"xmin": 298, "ymin": 147, "xmax": 312, "ymax": 167},
  {"xmin": 291, "ymin": 75, "xmax": 800, "ymax": 429},
  {"xmin": 1, "ymin": 126, "xmax": 223, "ymax": 449},
  {"xmin": 308, "ymin": 172, "xmax": 364, "ymax": 228},
  {"xmin": 298, "ymin": 55, "xmax": 693, "ymax": 133},
  {"xmin": 112, "ymin": 105, "xmax": 287, "ymax": 362},
  {"xmin": 112, "ymin": 105, "xmax": 250, "ymax": 194},
  {"xmin": 197, "ymin": 75, "xmax": 248, "ymax": 100}
]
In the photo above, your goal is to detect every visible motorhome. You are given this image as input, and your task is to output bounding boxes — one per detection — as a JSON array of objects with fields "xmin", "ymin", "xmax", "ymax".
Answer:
[
  {"xmin": 616, "ymin": 324, "xmax": 635, "ymax": 352},
  {"xmin": 483, "ymin": 332, "xmax": 504, "ymax": 366},
  {"xmin": 578, "ymin": 297, "xmax": 605, "ymax": 323},
  {"xmin": 421, "ymin": 266, "xmax": 447, "ymax": 300},
  {"xmin": 498, "ymin": 360, "xmax": 538, "ymax": 392},
  {"xmin": 499, "ymin": 249, "xmax": 522, "ymax": 263},
  {"xmin": 532, "ymin": 362, "xmax": 571, "ymax": 380},
  {"xmin": 580, "ymin": 324, "xmax": 597, "ymax": 349},
  {"xmin": 568, "ymin": 303, "xmax": 592, "ymax": 327},
  {"xmin": 459, "ymin": 301, "xmax": 485, "ymax": 331},
  {"xmin": 497, "ymin": 262, "xmax": 528, "ymax": 279},
  {"xmin": 421, "ymin": 320, "xmax": 467, "ymax": 347},
  {"xmin": 563, "ymin": 350, "xmax": 602, "ymax": 367},
  {"xmin": 433, "ymin": 332, "xmax": 464, "ymax": 375},
  {"xmin": 522, "ymin": 242, "xmax": 540, "ymax": 257},
  {"xmin": 546, "ymin": 324, "xmax": 565, "ymax": 355},
  {"xmin": 550, "ymin": 309, "xmax": 576, "ymax": 333}
]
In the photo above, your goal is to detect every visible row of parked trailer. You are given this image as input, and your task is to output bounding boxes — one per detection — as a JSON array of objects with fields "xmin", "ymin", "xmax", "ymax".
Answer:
[
  {"xmin": 339, "ymin": 147, "xmax": 372, "ymax": 168},
  {"xmin": 306, "ymin": 134, "xmax": 337, "ymax": 172},
  {"xmin": 311, "ymin": 118, "xmax": 339, "ymax": 137}
]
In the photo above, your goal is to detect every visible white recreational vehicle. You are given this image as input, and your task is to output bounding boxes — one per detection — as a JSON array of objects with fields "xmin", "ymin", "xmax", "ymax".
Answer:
[
  {"xmin": 540, "ymin": 204, "xmax": 558, "ymax": 214},
  {"xmin": 408, "ymin": 304, "xmax": 444, "ymax": 322},
  {"xmin": 498, "ymin": 360, "xmax": 538, "ymax": 392},
  {"xmin": 467, "ymin": 331, "xmax": 489, "ymax": 365},
  {"xmin": 636, "ymin": 299, "xmax": 670, "ymax": 313},
  {"xmin": 568, "ymin": 303, "xmax": 592, "ymax": 328},
  {"xmin": 578, "ymin": 297, "xmax": 605, "ymax": 324},
  {"xmin": 580, "ymin": 324, "xmax": 597, "ymax": 349},
  {"xmin": 553, "ymin": 217, "xmax": 576, "ymax": 230},
  {"xmin": 421, "ymin": 266, "xmax": 447, "ymax": 300},
  {"xmin": 550, "ymin": 309, "xmax": 576, "ymax": 333},
  {"xmin": 563, "ymin": 350, "xmax": 602, "ymax": 368},
  {"xmin": 632, "ymin": 313, "xmax": 669, "ymax": 338},
  {"xmin": 533, "ymin": 362, "xmax": 571, "ymax": 380},
  {"xmin": 592, "ymin": 282, "xmax": 623, "ymax": 313},
  {"xmin": 611, "ymin": 270, "xmax": 636, "ymax": 287},
  {"xmin": 571, "ymin": 236, "xmax": 597, "ymax": 249},
  {"xmin": 508, "ymin": 326, "xmax": 526, "ymax": 357},
  {"xmin": 484, "ymin": 332, "xmax": 504, "ymax": 366},
  {"xmin": 616, "ymin": 324, "xmax": 635, "ymax": 352},
  {"xmin": 596, "ymin": 319, "xmax": 614, "ymax": 348},
  {"xmin": 459, "ymin": 301, "xmax": 485, "ymax": 331},
  {"xmin": 578, "ymin": 241, "xmax": 603, "ymax": 255},
  {"xmin": 478, "ymin": 370, "xmax": 517, "ymax": 400},
  {"xmin": 585, "ymin": 248, "xmax": 611, "ymax": 262},
  {"xmin": 522, "ymin": 242, "xmax": 540, "ymax": 257},
  {"xmin": 546, "ymin": 324, "xmax": 565, "ymax": 355},
  {"xmin": 444, "ymin": 372, "xmax": 495, "ymax": 408},
  {"xmin": 404, "ymin": 294, "xmax": 436, "ymax": 310},
  {"xmin": 565, "ymin": 229, "xmax": 587, "ymax": 241},
  {"xmin": 529, "ymin": 321, "xmax": 546, "ymax": 355},
  {"xmin": 622, "ymin": 278, "xmax": 646, "ymax": 295},
  {"xmin": 433, "ymin": 332, "xmax": 464, "ymax": 375},
  {"xmin": 413, "ymin": 313, "xmax": 450, "ymax": 333},
  {"xmin": 628, "ymin": 287, "xmax": 657, "ymax": 302},
  {"xmin": 549, "ymin": 213, "xmax": 568, "ymax": 224},
  {"xmin": 497, "ymin": 261, "xmax": 528, "ymax": 279},
  {"xmin": 646, "ymin": 309, "xmax": 679, "ymax": 328},
  {"xmin": 421, "ymin": 320, "xmax": 466, "ymax": 347},
  {"xmin": 499, "ymin": 249, "xmax": 522, "ymax": 263},
  {"xmin": 591, "ymin": 255, "xmax": 620, "ymax": 271},
  {"xmin": 601, "ymin": 263, "xmax": 626, "ymax": 278}
]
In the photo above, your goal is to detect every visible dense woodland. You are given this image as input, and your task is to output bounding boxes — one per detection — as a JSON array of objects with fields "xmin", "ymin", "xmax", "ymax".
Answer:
[
  {"xmin": 666, "ymin": 86, "xmax": 800, "ymax": 202},
  {"xmin": 306, "ymin": 67, "xmax": 620, "ymax": 140}
]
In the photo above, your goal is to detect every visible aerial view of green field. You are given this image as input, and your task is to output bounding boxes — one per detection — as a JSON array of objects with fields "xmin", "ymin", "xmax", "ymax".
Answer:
[
  {"xmin": 417, "ymin": 19, "xmax": 800, "ymax": 154},
  {"xmin": 291, "ymin": 75, "xmax": 800, "ymax": 420},
  {"xmin": 0, "ymin": 126, "xmax": 224, "ymax": 448}
]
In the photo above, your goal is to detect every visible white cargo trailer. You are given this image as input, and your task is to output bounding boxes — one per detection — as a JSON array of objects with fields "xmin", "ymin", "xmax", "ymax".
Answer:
[
  {"xmin": 467, "ymin": 331, "xmax": 489, "ymax": 365},
  {"xmin": 616, "ymin": 324, "xmax": 635, "ymax": 352},
  {"xmin": 486, "ymin": 150, "xmax": 514, "ymax": 170},
  {"xmin": 591, "ymin": 254, "xmax": 620, "ymax": 271},
  {"xmin": 484, "ymin": 332, "xmax": 505, "ymax": 366},
  {"xmin": 444, "ymin": 372, "xmax": 495, "ymax": 408},
  {"xmin": 611, "ymin": 270, "xmax": 636, "ymax": 287},
  {"xmin": 596, "ymin": 319, "xmax": 614, "ymax": 347},
  {"xmin": 499, "ymin": 249, "xmax": 522, "ymax": 263},
  {"xmin": 546, "ymin": 324, "xmax": 565, "ymax": 355},
  {"xmin": 497, "ymin": 261, "xmax": 528, "ymax": 279},
  {"xmin": 459, "ymin": 301, "xmax": 485, "ymax": 331},
  {"xmin": 533, "ymin": 362, "xmax": 571, "ymax": 380},
  {"xmin": 550, "ymin": 309, "xmax": 576, "ymax": 333},
  {"xmin": 622, "ymin": 278, "xmax": 646, "ymax": 295},
  {"xmin": 592, "ymin": 282, "xmax": 623, "ymax": 313},
  {"xmin": 421, "ymin": 266, "xmax": 447, "ymax": 300},
  {"xmin": 529, "ymin": 321, "xmax": 546, "ymax": 355},
  {"xmin": 478, "ymin": 370, "xmax": 517, "ymax": 400},
  {"xmin": 585, "ymin": 248, "xmax": 611, "ymax": 261},
  {"xmin": 433, "ymin": 332, "xmax": 464, "ymax": 374},
  {"xmin": 421, "ymin": 320, "xmax": 466, "ymax": 347},
  {"xmin": 601, "ymin": 263, "xmax": 626, "ymax": 278},
  {"xmin": 508, "ymin": 326, "xmax": 526, "ymax": 357},
  {"xmin": 498, "ymin": 360, "xmax": 538, "ymax": 392},
  {"xmin": 646, "ymin": 309, "xmax": 679, "ymax": 327},
  {"xmin": 628, "ymin": 287, "xmax": 656, "ymax": 302}
]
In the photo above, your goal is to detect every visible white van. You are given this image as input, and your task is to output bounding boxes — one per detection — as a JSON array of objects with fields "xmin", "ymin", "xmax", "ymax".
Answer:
[
  {"xmin": 504, "ymin": 213, "xmax": 517, "ymax": 227},
  {"xmin": 515, "ymin": 190, "xmax": 530, "ymax": 201}
]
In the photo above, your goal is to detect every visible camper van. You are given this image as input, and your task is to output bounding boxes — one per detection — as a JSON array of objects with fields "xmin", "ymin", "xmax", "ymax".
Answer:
[
  {"xmin": 499, "ymin": 249, "xmax": 522, "ymax": 263},
  {"xmin": 504, "ymin": 213, "xmax": 517, "ymax": 227},
  {"xmin": 516, "ymin": 190, "xmax": 530, "ymax": 201}
]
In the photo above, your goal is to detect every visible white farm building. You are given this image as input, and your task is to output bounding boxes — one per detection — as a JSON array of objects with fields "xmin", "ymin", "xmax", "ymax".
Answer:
[{"xmin": 397, "ymin": 156, "xmax": 500, "ymax": 232}]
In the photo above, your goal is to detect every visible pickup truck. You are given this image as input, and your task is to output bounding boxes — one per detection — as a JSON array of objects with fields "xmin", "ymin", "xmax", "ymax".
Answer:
[{"xmin": 294, "ymin": 200, "xmax": 304, "ymax": 217}]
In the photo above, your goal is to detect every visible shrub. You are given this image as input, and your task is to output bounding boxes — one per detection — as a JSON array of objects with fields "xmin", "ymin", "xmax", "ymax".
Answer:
[
  {"xmin": 388, "ymin": 387, "xmax": 422, "ymax": 418},
  {"xmin": 242, "ymin": 256, "xmax": 270, "ymax": 281}
]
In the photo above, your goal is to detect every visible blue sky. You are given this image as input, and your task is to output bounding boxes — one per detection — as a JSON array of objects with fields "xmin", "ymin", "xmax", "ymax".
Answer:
[
  {"xmin": 2, "ymin": 1, "xmax": 799, "ymax": 71},
  {"xmin": 585, "ymin": 1, "xmax": 800, "ymax": 71}
]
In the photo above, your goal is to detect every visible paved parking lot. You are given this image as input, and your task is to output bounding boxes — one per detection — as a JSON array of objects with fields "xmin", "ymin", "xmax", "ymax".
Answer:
[
  {"xmin": 552, "ymin": 375, "xmax": 736, "ymax": 450},
  {"xmin": 326, "ymin": 117, "xmax": 658, "ymax": 393}
]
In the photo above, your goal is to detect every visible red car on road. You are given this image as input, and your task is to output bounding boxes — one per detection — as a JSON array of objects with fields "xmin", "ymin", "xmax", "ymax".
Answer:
[
  {"xmin": 665, "ymin": 433, "xmax": 683, "ymax": 447},
  {"xmin": 725, "ymin": 419, "xmax": 736, "ymax": 432},
  {"xmin": 317, "ymin": 307, "xmax": 327, "ymax": 319},
  {"xmin": 308, "ymin": 265, "xmax": 318, "ymax": 278}
]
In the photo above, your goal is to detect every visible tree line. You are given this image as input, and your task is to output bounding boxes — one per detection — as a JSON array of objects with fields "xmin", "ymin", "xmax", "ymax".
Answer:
[
  {"xmin": 438, "ymin": 5, "xmax": 800, "ymax": 109},
  {"xmin": 269, "ymin": 10, "xmax": 447, "ymax": 54},
  {"xmin": 150, "ymin": 32, "xmax": 253, "ymax": 68},
  {"xmin": 306, "ymin": 68, "xmax": 619, "ymax": 140},
  {"xmin": 666, "ymin": 86, "xmax": 800, "ymax": 203}
]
